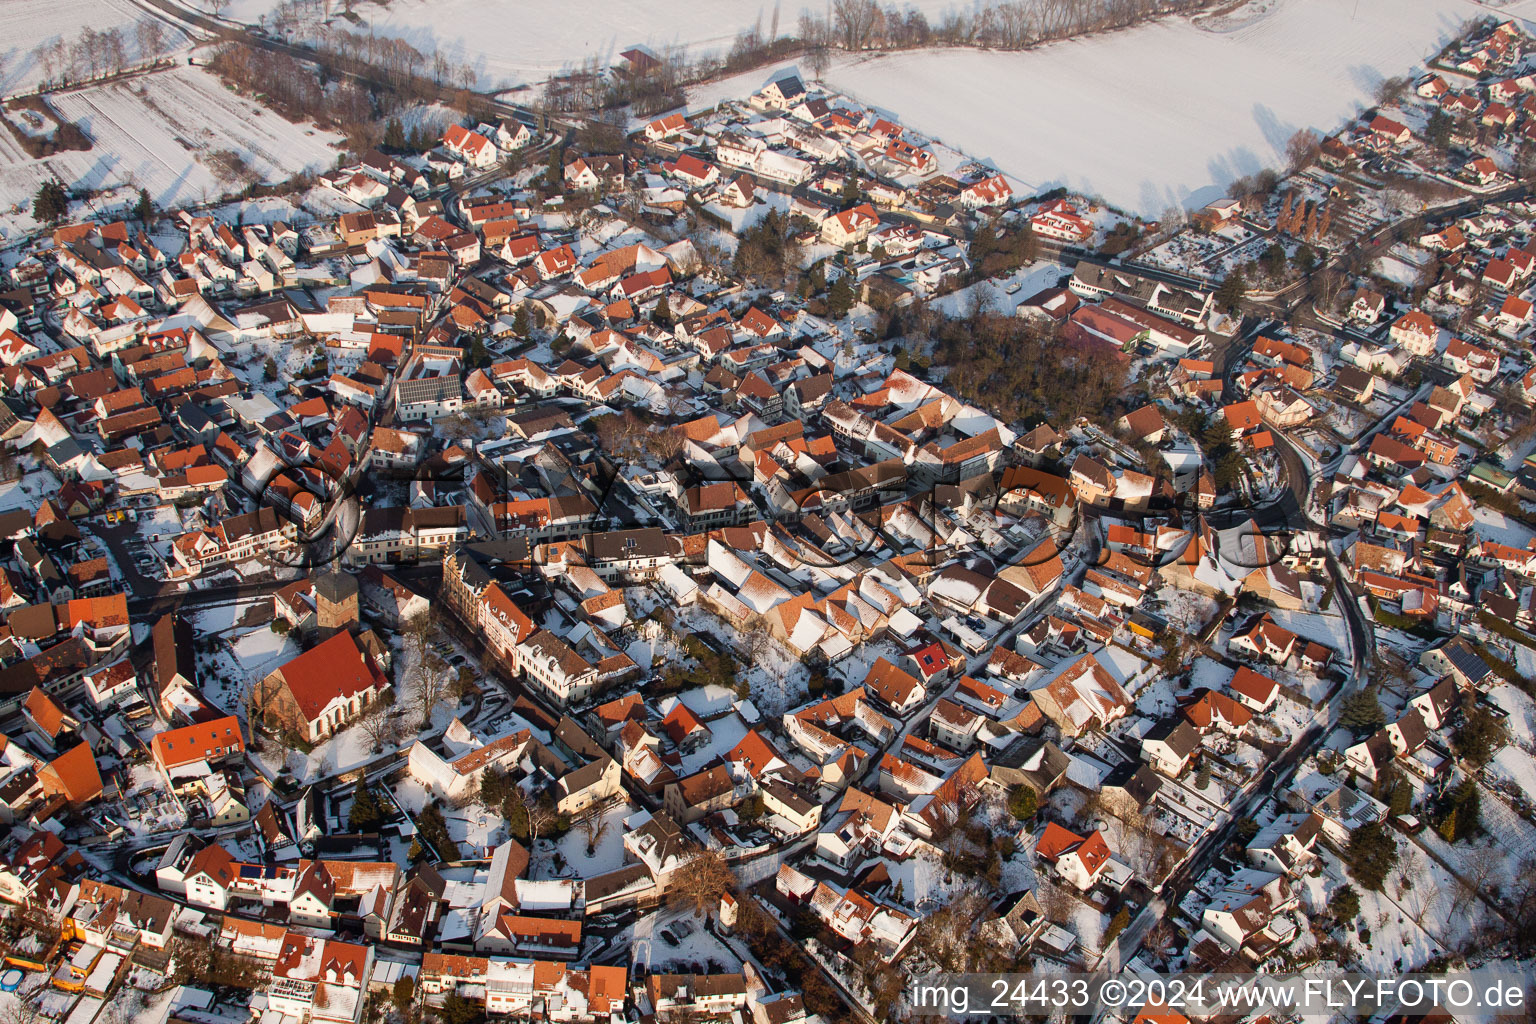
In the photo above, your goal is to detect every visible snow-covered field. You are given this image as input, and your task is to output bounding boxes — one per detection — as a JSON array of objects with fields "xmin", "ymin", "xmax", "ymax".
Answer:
[
  {"xmin": 0, "ymin": 0, "xmax": 192, "ymax": 96},
  {"xmin": 0, "ymin": 65, "xmax": 341, "ymax": 239},
  {"xmin": 192, "ymin": 0, "xmax": 975, "ymax": 92},
  {"xmin": 801, "ymin": 0, "xmax": 1533, "ymax": 215}
]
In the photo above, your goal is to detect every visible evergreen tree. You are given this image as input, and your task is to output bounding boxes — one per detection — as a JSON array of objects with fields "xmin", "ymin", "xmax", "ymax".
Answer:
[
  {"xmin": 1453, "ymin": 708, "xmax": 1505, "ymax": 767},
  {"xmin": 468, "ymin": 335, "xmax": 487, "ymax": 369},
  {"xmin": 969, "ymin": 222, "xmax": 997, "ymax": 265},
  {"xmin": 1332, "ymin": 885, "xmax": 1361, "ymax": 925},
  {"xmin": 1007, "ymin": 786, "xmax": 1037, "ymax": 822},
  {"xmin": 1195, "ymin": 758, "xmax": 1212, "ymax": 790},
  {"xmin": 263, "ymin": 357, "xmax": 278, "ymax": 382},
  {"xmin": 1345, "ymin": 820, "xmax": 1398, "ymax": 891},
  {"xmin": 1424, "ymin": 110, "xmax": 1453, "ymax": 150},
  {"xmin": 827, "ymin": 272, "xmax": 854, "ymax": 317},
  {"xmin": 652, "ymin": 294, "xmax": 672, "ymax": 326},
  {"xmin": 1213, "ymin": 449, "xmax": 1245, "ymax": 489},
  {"xmin": 1340, "ymin": 687, "xmax": 1386, "ymax": 733},
  {"xmin": 505, "ymin": 795, "xmax": 530, "ymax": 841},
  {"xmin": 512, "ymin": 303, "xmax": 530, "ymax": 338},
  {"xmin": 1436, "ymin": 808, "xmax": 1459, "ymax": 843},
  {"xmin": 134, "ymin": 188, "xmax": 153, "ymax": 225},
  {"xmin": 383, "ymin": 117, "xmax": 407, "ymax": 151},
  {"xmin": 32, "ymin": 181, "xmax": 67, "ymax": 224},
  {"xmin": 348, "ymin": 779, "xmax": 385, "ymax": 832},
  {"xmin": 1214, "ymin": 268, "xmax": 1246, "ymax": 314},
  {"xmin": 1201, "ymin": 419, "xmax": 1234, "ymax": 453},
  {"xmin": 441, "ymin": 992, "xmax": 485, "ymax": 1024},
  {"xmin": 1260, "ymin": 242, "xmax": 1287, "ymax": 277},
  {"xmin": 1438, "ymin": 779, "xmax": 1480, "ymax": 842}
]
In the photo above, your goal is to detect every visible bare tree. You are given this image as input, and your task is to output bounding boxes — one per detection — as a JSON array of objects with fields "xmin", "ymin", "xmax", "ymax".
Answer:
[
  {"xmin": 1034, "ymin": 877, "xmax": 1076, "ymax": 926},
  {"xmin": 358, "ymin": 703, "xmax": 397, "ymax": 753},
  {"xmin": 412, "ymin": 652, "xmax": 449, "ymax": 727},
  {"xmin": 1316, "ymin": 267, "xmax": 1347, "ymax": 312},
  {"xmin": 1395, "ymin": 847, "xmax": 1440, "ymax": 927},
  {"xmin": 0, "ymin": 997, "xmax": 42, "ymax": 1024},
  {"xmin": 98, "ymin": 989, "xmax": 143, "ymax": 1024},
  {"xmin": 1374, "ymin": 75, "xmax": 1410, "ymax": 108},
  {"xmin": 403, "ymin": 609, "xmax": 434, "ymax": 666},
  {"xmin": 1286, "ymin": 128, "xmax": 1321, "ymax": 173},
  {"xmin": 578, "ymin": 812, "xmax": 611, "ymax": 856},
  {"xmin": 834, "ymin": 0, "xmax": 880, "ymax": 48},
  {"xmin": 135, "ymin": 20, "xmax": 167, "ymax": 61},
  {"xmin": 1457, "ymin": 844, "xmax": 1503, "ymax": 917},
  {"xmin": 667, "ymin": 848, "xmax": 738, "ymax": 919},
  {"xmin": 102, "ymin": 28, "xmax": 128, "ymax": 74},
  {"xmin": 32, "ymin": 43, "xmax": 56, "ymax": 89},
  {"xmin": 525, "ymin": 793, "xmax": 559, "ymax": 849}
]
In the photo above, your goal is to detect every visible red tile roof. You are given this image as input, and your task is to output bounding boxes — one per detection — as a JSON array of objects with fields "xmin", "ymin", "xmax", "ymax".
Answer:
[{"xmin": 272, "ymin": 632, "xmax": 387, "ymax": 720}]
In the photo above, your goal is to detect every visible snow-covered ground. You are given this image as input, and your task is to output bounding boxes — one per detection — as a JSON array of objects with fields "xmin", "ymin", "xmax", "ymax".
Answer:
[
  {"xmin": 194, "ymin": 0, "xmax": 980, "ymax": 93},
  {"xmin": 929, "ymin": 260, "xmax": 1065, "ymax": 318},
  {"xmin": 801, "ymin": 0, "xmax": 1525, "ymax": 215},
  {"xmin": 0, "ymin": 65, "xmax": 342, "ymax": 241},
  {"xmin": 0, "ymin": 0, "xmax": 191, "ymax": 96},
  {"xmin": 1472, "ymin": 505, "xmax": 1536, "ymax": 549}
]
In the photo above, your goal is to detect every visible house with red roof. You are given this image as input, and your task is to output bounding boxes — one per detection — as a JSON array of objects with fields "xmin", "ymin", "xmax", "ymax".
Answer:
[
  {"xmin": 1229, "ymin": 614, "xmax": 1299, "ymax": 666},
  {"xmin": 1367, "ymin": 115, "xmax": 1410, "ymax": 146},
  {"xmin": 645, "ymin": 113, "xmax": 691, "ymax": 141},
  {"xmin": 820, "ymin": 204, "xmax": 879, "ymax": 247},
  {"xmin": 38, "ymin": 741, "xmax": 102, "ymax": 809},
  {"xmin": 958, "ymin": 173, "xmax": 1012, "ymax": 209},
  {"xmin": 1389, "ymin": 310, "xmax": 1438, "ymax": 356},
  {"xmin": 256, "ymin": 631, "xmax": 390, "ymax": 744},
  {"xmin": 1496, "ymin": 293, "xmax": 1533, "ymax": 337},
  {"xmin": 662, "ymin": 153, "xmax": 718, "ymax": 188},
  {"xmin": 152, "ymin": 715, "xmax": 245, "ymax": 785},
  {"xmin": 443, "ymin": 124, "xmax": 499, "ymax": 170},
  {"xmin": 1228, "ymin": 666, "xmax": 1280, "ymax": 712},
  {"xmin": 1035, "ymin": 822, "xmax": 1112, "ymax": 891}
]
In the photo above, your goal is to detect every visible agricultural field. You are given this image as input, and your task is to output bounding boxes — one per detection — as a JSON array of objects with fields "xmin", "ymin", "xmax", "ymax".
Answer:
[
  {"xmin": 0, "ymin": 65, "xmax": 342, "ymax": 240},
  {"xmin": 812, "ymin": 0, "xmax": 1536, "ymax": 216}
]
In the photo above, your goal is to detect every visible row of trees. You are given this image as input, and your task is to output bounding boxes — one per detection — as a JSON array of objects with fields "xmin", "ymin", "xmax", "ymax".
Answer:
[
  {"xmin": 26, "ymin": 20, "xmax": 170, "ymax": 92},
  {"xmin": 797, "ymin": 0, "xmax": 1215, "ymax": 56},
  {"xmin": 541, "ymin": 0, "xmax": 1217, "ymax": 115}
]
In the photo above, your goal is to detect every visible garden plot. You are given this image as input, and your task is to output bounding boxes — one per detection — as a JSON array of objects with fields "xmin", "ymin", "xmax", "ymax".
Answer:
[
  {"xmin": 1266, "ymin": 606, "xmax": 1352, "ymax": 654},
  {"xmin": 1417, "ymin": 784, "xmax": 1536, "ymax": 899},
  {"xmin": 621, "ymin": 905, "xmax": 743, "ymax": 972},
  {"xmin": 1301, "ymin": 844, "xmax": 1475, "ymax": 972},
  {"xmin": 1143, "ymin": 230, "xmax": 1230, "ymax": 274},
  {"xmin": 1472, "ymin": 505, "xmax": 1536, "ymax": 549},
  {"xmin": 531, "ymin": 801, "xmax": 637, "ymax": 881},
  {"xmin": 931, "ymin": 260, "xmax": 1065, "ymax": 318},
  {"xmin": 0, "ymin": 64, "xmax": 342, "ymax": 233}
]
